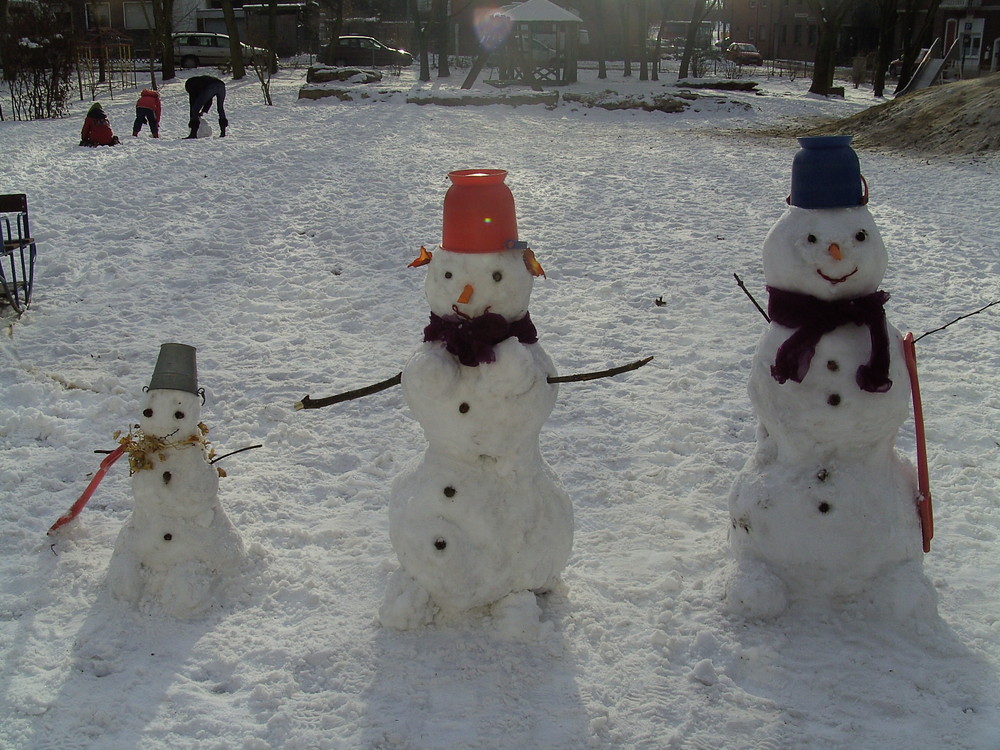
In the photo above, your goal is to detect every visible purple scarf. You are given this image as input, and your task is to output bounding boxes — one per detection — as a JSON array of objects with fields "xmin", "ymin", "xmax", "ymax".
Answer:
[
  {"xmin": 767, "ymin": 286, "xmax": 892, "ymax": 393},
  {"xmin": 423, "ymin": 308, "xmax": 538, "ymax": 367}
]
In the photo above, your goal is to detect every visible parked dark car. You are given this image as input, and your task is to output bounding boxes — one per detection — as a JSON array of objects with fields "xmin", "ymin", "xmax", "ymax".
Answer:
[
  {"xmin": 725, "ymin": 42, "xmax": 763, "ymax": 66},
  {"xmin": 318, "ymin": 35, "xmax": 413, "ymax": 67}
]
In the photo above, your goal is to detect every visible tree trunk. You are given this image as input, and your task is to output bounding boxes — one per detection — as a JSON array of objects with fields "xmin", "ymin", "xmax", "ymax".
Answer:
[
  {"xmin": 807, "ymin": 0, "xmax": 853, "ymax": 96},
  {"xmin": 221, "ymin": 0, "xmax": 246, "ymax": 80},
  {"xmin": 679, "ymin": 0, "xmax": 708, "ymax": 81},
  {"xmin": 594, "ymin": 0, "xmax": 609, "ymax": 79},
  {"xmin": 894, "ymin": 0, "xmax": 942, "ymax": 94},
  {"xmin": 872, "ymin": 0, "xmax": 897, "ymax": 98},
  {"xmin": 433, "ymin": 0, "xmax": 450, "ymax": 78},
  {"xmin": 152, "ymin": 0, "xmax": 176, "ymax": 80},
  {"xmin": 639, "ymin": 0, "xmax": 649, "ymax": 81},
  {"xmin": 267, "ymin": 0, "xmax": 279, "ymax": 73},
  {"xmin": 410, "ymin": 0, "xmax": 431, "ymax": 82},
  {"xmin": 619, "ymin": 0, "xmax": 632, "ymax": 77},
  {"xmin": 0, "ymin": 0, "xmax": 11, "ymax": 82}
]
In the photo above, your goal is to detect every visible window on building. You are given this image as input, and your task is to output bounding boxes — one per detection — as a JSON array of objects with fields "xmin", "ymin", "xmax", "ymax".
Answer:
[
  {"xmin": 748, "ymin": 26, "xmax": 755, "ymax": 42},
  {"xmin": 793, "ymin": 24, "xmax": 802, "ymax": 45},
  {"xmin": 124, "ymin": 1, "xmax": 154, "ymax": 29},
  {"xmin": 86, "ymin": 2, "xmax": 111, "ymax": 28},
  {"xmin": 759, "ymin": 25, "xmax": 767, "ymax": 41},
  {"xmin": 808, "ymin": 25, "xmax": 817, "ymax": 45}
]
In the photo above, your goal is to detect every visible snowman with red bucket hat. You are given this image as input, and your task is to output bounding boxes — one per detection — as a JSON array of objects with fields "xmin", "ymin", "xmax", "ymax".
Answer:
[{"xmin": 378, "ymin": 170, "xmax": 574, "ymax": 632}]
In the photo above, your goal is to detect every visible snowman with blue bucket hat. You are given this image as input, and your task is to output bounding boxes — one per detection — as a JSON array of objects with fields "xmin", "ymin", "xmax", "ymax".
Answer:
[
  {"xmin": 724, "ymin": 136, "xmax": 938, "ymax": 621},
  {"xmin": 106, "ymin": 343, "xmax": 246, "ymax": 619}
]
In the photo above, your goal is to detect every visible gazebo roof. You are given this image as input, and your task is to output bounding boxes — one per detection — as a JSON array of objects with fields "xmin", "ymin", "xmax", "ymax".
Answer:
[{"xmin": 496, "ymin": 0, "xmax": 582, "ymax": 24}]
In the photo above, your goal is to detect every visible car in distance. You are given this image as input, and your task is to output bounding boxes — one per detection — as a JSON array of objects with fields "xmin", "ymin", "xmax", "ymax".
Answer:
[
  {"xmin": 318, "ymin": 35, "xmax": 413, "ymax": 67},
  {"xmin": 172, "ymin": 32, "xmax": 273, "ymax": 69},
  {"xmin": 725, "ymin": 42, "xmax": 763, "ymax": 66}
]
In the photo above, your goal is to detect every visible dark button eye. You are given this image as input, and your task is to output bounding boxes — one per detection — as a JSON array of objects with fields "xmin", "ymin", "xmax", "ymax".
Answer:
[
  {"xmin": 855, "ymin": 230, "xmax": 867, "ymax": 241},
  {"xmin": 444, "ymin": 271, "xmax": 452, "ymax": 279},
  {"xmin": 807, "ymin": 234, "xmax": 817, "ymax": 243},
  {"xmin": 174, "ymin": 411, "xmax": 185, "ymax": 420},
  {"xmin": 492, "ymin": 271, "xmax": 503, "ymax": 282},
  {"xmin": 143, "ymin": 408, "xmax": 153, "ymax": 417}
]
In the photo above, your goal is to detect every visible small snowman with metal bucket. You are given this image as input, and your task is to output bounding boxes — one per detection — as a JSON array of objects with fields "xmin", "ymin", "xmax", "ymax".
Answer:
[
  {"xmin": 106, "ymin": 343, "xmax": 245, "ymax": 618},
  {"xmin": 725, "ymin": 137, "xmax": 937, "ymax": 620},
  {"xmin": 379, "ymin": 170, "xmax": 574, "ymax": 632}
]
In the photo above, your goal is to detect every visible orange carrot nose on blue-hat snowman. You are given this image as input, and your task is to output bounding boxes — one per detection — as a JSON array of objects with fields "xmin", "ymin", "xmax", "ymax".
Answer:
[{"xmin": 789, "ymin": 135, "xmax": 869, "ymax": 209}]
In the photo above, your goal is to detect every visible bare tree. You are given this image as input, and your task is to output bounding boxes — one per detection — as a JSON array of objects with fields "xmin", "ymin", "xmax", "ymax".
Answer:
[
  {"xmin": 871, "ymin": 0, "xmax": 897, "ymax": 97},
  {"xmin": 639, "ymin": 0, "xmax": 649, "ymax": 81},
  {"xmin": 409, "ymin": 0, "xmax": 431, "ymax": 82},
  {"xmin": 221, "ymin": 0, "xmax": 246, "ymax": 79},
  {"xmin": 150, "ymin": 0, "xmax": 177, "ymax": 80},
  {"xmin": 807, "ymin": 0, "xmax": 855, "ymax": 95},
  {"xmin": 619, "ymin": 0, "xmax": 634, "ymax": 77},
  {"xmin": 678, "ymin": 0, "xmax": 719, "ymax": 80},
  {"xmin": 894, "ymin": 0, "xmax": 942, "ymax": 94},
  {"xmin": 432, "ymin": 0, "xmax": 450, "ymax": 78},
  {"xmin": 4, "ymin": 4, "xmax": 75, "ymax": 120},
  {"xmin": 0, "ymin": 0, "xmax": 11, "ymax": 82},
  {"xmin": 593, "ymin": 0, "xmax": 610, "ymax": 80}
]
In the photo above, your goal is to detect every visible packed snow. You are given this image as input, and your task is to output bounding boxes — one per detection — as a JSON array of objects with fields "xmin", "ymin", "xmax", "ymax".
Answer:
[{"xmin": 1, "ymin": 62, "xmax": 998, "ymax": 749}]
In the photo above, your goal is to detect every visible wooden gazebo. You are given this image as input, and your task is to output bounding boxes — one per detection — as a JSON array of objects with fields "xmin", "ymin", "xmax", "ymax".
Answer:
[{"xmin": 462, "ymin": 0, "xmax": 583, "ymax": 89}]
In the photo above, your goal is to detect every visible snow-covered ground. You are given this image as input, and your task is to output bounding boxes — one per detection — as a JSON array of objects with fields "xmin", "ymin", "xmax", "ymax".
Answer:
[{"xmin": 1, "ymin": 62, "xmax": 998, "ymax": 749}]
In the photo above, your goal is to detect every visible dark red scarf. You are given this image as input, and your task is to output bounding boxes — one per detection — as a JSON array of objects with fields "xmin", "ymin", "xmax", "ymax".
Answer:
[
  {"xmin": 423, "ymin": 308, "xmax": 538, "ymax": 367},
  {"xmin": 767, "ymin": 286, "xmax": 892, "ymax": 393}
]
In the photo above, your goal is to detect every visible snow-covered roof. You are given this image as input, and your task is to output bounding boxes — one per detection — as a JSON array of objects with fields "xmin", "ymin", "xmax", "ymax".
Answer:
[{"xmin": 495, "ymin": 0, "xmax": 582, "ymax": 24}]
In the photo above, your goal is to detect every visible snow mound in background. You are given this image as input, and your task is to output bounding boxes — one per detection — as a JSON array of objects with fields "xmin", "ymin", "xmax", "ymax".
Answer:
[{"xmin": 805, "ymin": 72, "xmax": 1000, "ymax": 154}]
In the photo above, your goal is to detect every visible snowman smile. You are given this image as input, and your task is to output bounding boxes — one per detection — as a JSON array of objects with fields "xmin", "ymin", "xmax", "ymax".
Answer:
[{"xmin": 817, "ymin": 267, "xmax": 858, "ymax": 285}]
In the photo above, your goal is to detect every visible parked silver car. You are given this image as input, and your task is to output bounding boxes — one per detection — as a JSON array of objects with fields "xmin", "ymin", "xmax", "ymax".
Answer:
[{"xmin": 172, "ymin": 32, "xmax": 273, "ymax": 69}]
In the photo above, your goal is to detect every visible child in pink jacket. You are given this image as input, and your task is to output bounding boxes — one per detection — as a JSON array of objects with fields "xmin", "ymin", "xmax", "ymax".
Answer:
[{"xmin": 133, "ymin": 88, "xmax": 161, "ymax": 137}]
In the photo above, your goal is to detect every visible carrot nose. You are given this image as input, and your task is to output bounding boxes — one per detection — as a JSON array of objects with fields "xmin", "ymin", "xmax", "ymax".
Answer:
[
  {"xmin": 828, "ymin": 243, "xmax": 842, "ymax": 261},
  {"xmin": 457, "ymin": 284, "xmax": 474, "ymax": 304}
]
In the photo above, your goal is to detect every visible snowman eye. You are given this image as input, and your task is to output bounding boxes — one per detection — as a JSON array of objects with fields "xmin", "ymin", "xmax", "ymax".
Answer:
[
  {"xmin": 143, "ymin": 408, "xmax": 153, "ymax": 418},
  {"xmin": 492, "ymin": 271, "xmax": 503, "ymax": 282},
  {"xmin": 855, "ymin": 230, "xmax": 868, "ymax": 242},
  {"xmin": 174, "ymin": 411, "xmax": 185, "ymax": 420},
  {"xmin": 444, "ymin": 271, "xmax": 452, "ymax": 279},
  {"xmin": 807, "ymin": 234, "xmax": 818, "ymax": 243}
]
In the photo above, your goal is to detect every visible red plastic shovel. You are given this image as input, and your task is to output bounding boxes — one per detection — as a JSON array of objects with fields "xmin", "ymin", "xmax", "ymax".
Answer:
[
  {"xmin": 48, "ymin": 444, "xmax": 127, "ymax": 535},
  {"xmin": 902, "ymin": 332, "xmax": 933, "ymax": 553}
]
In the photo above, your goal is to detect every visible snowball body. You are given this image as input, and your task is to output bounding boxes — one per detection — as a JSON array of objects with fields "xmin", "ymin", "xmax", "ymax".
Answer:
[{"xmin": 725, "ymin": 206, "xmax": 936, "ymax": 619}]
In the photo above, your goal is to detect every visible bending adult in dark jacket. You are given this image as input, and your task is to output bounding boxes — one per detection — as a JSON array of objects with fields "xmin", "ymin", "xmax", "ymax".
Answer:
[{"xmin": 185, "ymin": 75, "xmax": 228, "ymax": 138}]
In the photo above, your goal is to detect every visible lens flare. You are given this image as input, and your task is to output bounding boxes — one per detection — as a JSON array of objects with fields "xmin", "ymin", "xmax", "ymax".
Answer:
[{"xmin": 473, "ymin": 8, "xmax": 513, "ymax": 53}]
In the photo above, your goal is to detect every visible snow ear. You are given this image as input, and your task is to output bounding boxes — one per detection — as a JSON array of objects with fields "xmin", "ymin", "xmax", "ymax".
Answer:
[
  {"xmin": 523, "ymin": 248, "xmax": 545, "ymax": 278},
  {"xmin": 408, "ymin": 245, "xmax": 433, "ymax": 268}
]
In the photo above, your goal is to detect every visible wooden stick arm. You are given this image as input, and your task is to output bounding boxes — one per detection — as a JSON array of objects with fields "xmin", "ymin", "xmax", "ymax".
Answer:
[
  {"xmin": 547, "ymin": 356, "xmax": 653, "ymax": 383},
  {"xmin": 294, "ymin": 357, "xmax": 654, "ymax": 410},
  {"xmin": 295, "ymin": 372, "xmax": 402, "ymax": 410}
]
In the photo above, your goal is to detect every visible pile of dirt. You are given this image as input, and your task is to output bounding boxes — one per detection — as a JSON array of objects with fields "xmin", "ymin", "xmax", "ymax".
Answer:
[{"xmin": 801, "ymin": 72, "xmax": 1000, "ymax": 154}]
